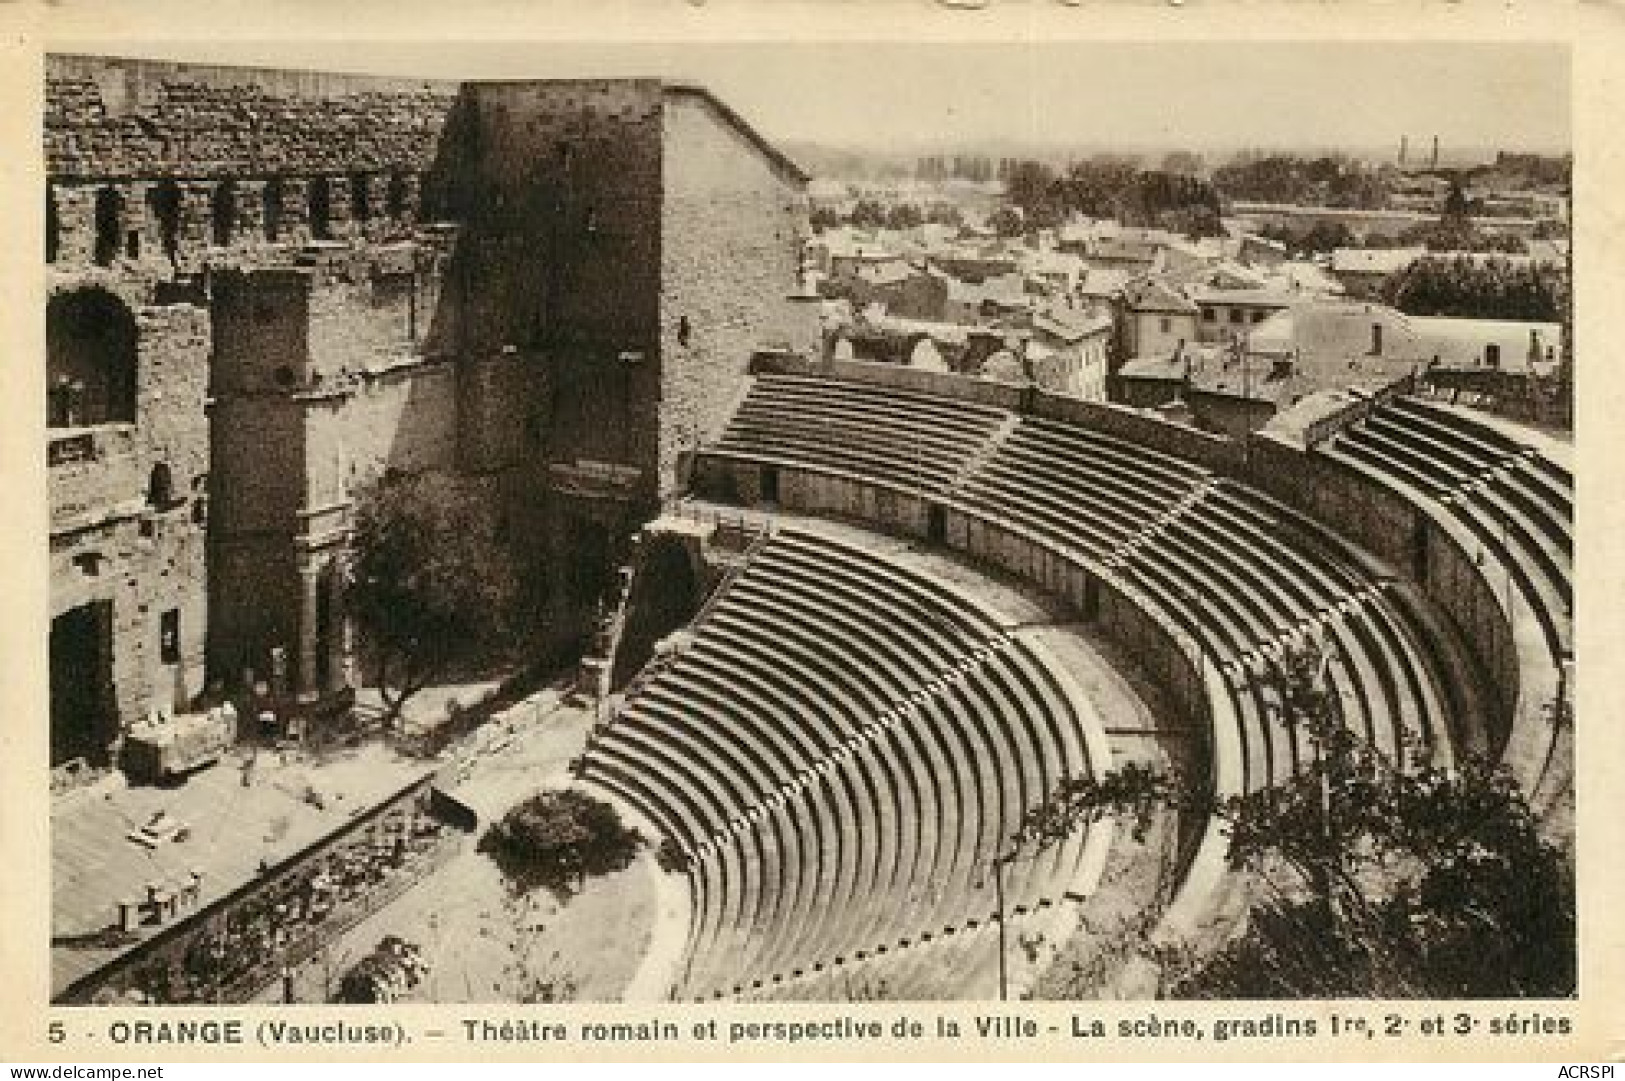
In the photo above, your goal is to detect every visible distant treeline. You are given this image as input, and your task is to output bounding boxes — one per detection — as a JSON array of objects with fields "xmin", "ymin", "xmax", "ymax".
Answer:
[
  {"xmin": 1381, "ymin": 255, "xmax": 1566, "ymax": 322},
  {"xmin": 1001, "ymin": 157, "xmax": 1224, "ymax": 238},
  {"xmin": 914, "ymin": 155, "xmax": 1006, "ymax": 183},
  {"xmin": 809, "ymin": 200, "xmax": 963, "ymax": 232},
  {"xmin": 1211, "ymin": 152, "xmax": 1392, "ymax": 209},
  {"xmin": 1254, "ymin": 180, "xmax": 1566, "ymax": 257}
]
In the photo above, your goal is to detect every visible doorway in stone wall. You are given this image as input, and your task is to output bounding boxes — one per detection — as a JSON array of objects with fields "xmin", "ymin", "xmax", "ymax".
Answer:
[
  {"xmin": 927, "ymin": 503, "xmax": 947, "ymax": 545},
  {"xmin": 567, "ymin": 516, "xmax": 615, "ymax": 612},
  {"xmin": 50, "ymin": 601, "xmax": 115, "ymax": 767},
  {"xmin": 314, "ymin": 562, "xmax": 342, "ymax": 694}
]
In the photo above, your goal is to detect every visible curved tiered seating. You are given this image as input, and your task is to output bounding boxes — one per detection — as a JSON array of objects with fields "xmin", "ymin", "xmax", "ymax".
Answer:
[
  {"xmin": 708, "ymin": 374, "xmax": 1010, "ymax": 497},
  {"xmin": 953, "ymin": 418, "xmax": 1455, "ymax": 792},
  {"xmin": 955, "ymin": 416, "xmax": 1211, "ymax": 563},
  {"xmin": 579, "ymin": 528, "xmax": 1108, "ymax": 1000},
  {"xmin": 582, "ymin": 530, "xmax": 1002, "ymax": 836},
  {"xmin": 1326, "ymin": 397, "xmax": 1573, "ymax": 664},
  {"xmin": 681, "ymin": 637, "xmax": 1099, "ymax": 1000},
  {"xmin": 636, "ymin": 375, "xmax": 1487, "ymax": 999}
]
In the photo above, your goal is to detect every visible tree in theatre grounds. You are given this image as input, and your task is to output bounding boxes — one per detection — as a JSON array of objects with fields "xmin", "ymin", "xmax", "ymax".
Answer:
[
  {"xmin": 343, "ymin": 468, "xmax": 520, "ymax": 724},
  {"xmin": 480, "ymin": 788, "xmax": 645, "ymax": 901},
  {"xmin": 1016, "ymin": 640, "xmax": 1574, "ymax": 998}
]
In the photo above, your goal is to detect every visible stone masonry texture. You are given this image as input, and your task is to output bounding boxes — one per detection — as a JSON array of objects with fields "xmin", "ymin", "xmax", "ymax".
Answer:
[{"xmin": 45, "ymin": 54, "xmax": 809, "ymax": 770}]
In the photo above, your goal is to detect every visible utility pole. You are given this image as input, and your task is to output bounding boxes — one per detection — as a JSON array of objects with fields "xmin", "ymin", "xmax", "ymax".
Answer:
[
  {"xmin": 1236, "ymin": 330, "xmax": 1248, "ymax": 409},
  {"xmin": 993, "ymin": 849, "xmax": 1010, "ymax": 1002}
]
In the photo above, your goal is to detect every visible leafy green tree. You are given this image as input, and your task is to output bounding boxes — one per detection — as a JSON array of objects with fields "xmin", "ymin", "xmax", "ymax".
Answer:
[
  {"xmin": 344, "ymin": 469, "xmax": 519, "ymax": 722},
  {"xmin": 808, "ymin": 205, "xmax": 842, "ymax": 232},
  {"xmin": 1303, "ymin": 221, "xmax": 1357, "ymax": 253},
  {"xmin": 1120, "ymin": 171, "xmax": 1223, "ymax": 236},
  {"xmin": 1325, "ymin": 165, "xmax": 1391, "ymax": 210},
  {"xmin": 1381, "ymin": 255, "xmax": 1563, "ymax": 321},
  {"xmin": 335, "ymin": 936, "xmax": 427, "ymax": 1003},
  {"xmin": 1052, "ymin": 160, "xmax": 1220, "ymax": 235},
  {"xmin": 655, "ymin": 836, "xmax": 691, "ymax": 874},
  {"xmin": 849, "ymin": 199, "xmax": 888, "ymax": 230},
  {"xmin": 480, "ymin": 789, "xmax": 645, "ymax": 900},
  {"xmin": 989, "ymin": 204, "xmax": 1026, "ymax": 238},
  {"xmin": 1018, "ymin": 640, "xmax": 1574, "ymax": 998},
  {"xmin": 1442, "ymin": 179, "xmax": 1472, "ymax": 226},
  {"xmin": 1005, "ymin": 160, "xmax": 1063, "ymax": 229},
  {"xmin": 1212, "ymin": 153, "xmax": 1315, "ymax": 204},
  {"xmin": 1397, "ymin": 181, "xmax": 1528, "ymax": 254},
  {"xmin": 1398, "ymin": 217, "xmax": 1527, "ymax": 254},
  {"xmin": 885, "ymin": 202, "xmax": 924, "ymax": 230},
  {"xmin": 1059, "ymin": 156, "xmax": 1139, "ymax": 219},
  {"xmin": 1210, "ymin": 152, "xmax": 1392, "ymax": 211}
]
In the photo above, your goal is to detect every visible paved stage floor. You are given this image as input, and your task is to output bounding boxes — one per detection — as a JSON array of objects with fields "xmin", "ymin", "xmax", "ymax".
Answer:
[{"xmin": 50, "ymin": 740, "xmax": 428, "ymax": 996}]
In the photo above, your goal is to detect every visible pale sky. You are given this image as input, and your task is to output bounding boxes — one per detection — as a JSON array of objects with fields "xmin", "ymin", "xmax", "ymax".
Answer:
[{"xmin": 60, "ymin": 40, "xmax": 1570, "ymax": 155}]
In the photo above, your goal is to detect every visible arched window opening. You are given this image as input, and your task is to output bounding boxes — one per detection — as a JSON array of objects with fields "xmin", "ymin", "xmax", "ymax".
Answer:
[
  {"xmin": 211, "ymin": 180, "xmax": 237, "ymax": 247},
  {"xmin": 147, "ymin": 462, "xmax": 174, "ymax": 508},
  {"xmin": 350, "ymin": 174, "xmax": 371, "ymax": 222},
  {"xmin": 92, "ymin": 187, "xmax": 122, "ymax": 267},
  {"xmin": 309, "ymin": 177, "xmax": 333, "ymax": 241},
  {"xmin": 46, "ymin": 187, "xmax": 61, "ymax": 264},
  {"xmin": 46, "ymin": 288, "xmax": 138, "ymax": 428},
  {"xmin": 147, "ymin": 180, "xmax": 181, "ymax": 261},
  {"xmin": 262, "ymin": 178, "xmax": 284, "ymax": 242}
]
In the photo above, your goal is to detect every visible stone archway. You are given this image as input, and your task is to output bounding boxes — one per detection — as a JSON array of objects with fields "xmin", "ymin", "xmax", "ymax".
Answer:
[{"xmin": 47, "ymin": 287, "xmax": 138, "ymax": 428}]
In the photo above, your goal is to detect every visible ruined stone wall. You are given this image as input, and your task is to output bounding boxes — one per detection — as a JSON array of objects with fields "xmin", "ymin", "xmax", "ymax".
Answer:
[
  {"xmin": 47, "ymin": 59, "xmax": 466, "ymax": 742},
  {"xmin": 49, "ymin": 170, "xmax": 433, "ymax": 275},
  {"xmin": 205, "ymin": 262, "xmax": 466, "ymax": 689},
  {"xmin": 49, "ymin": 286, "xmax": 212, "ymax": 746},
  {"xmin": 426, "ymin": 81, "xmax": 673, "ymax": 657},
  {"xmin": 432, "ymin": 81, "xmax": 665, "ymax": 484},
  {"xmin": 455, "ymin": 352, "xmax": 534, "ymax": 475},
  {"xmin": 205, "ymin": 271, "xmax": 310, "ymax": 683},
  {"xmin": 657, "ymin": 91, "xmax": 814, "ymax": 498},
  {"xmin": 47, "ymin": 56, "xmax": 451, "ymax": 284},
  {"xmin": 434, "ymin": 81, "xmax": 662, "ymax": 351},
  {"xmin": 44, "ymin": 60, "xmax": 818, "ymax": 733},
  {"xmin": 50, "ymin": 509, "xmax": 210, "ymax": 756},
  {"xmin": 305, "ymin": 248, "xmax": 439, "ymax": 379},
  {"xmin": 46, "ymin": 55, "xmax": 454, "ymax": 178},
  {"xmin": 206, "ymin": 395, "xmax": 307, "ymax": 687},
  {"xmin": 303, "ymin": 363, "xmax": 464, "ymax": 511},
  {"xmin": 208, "ymin": 269, "xmax": 311, "ymax": 395}
]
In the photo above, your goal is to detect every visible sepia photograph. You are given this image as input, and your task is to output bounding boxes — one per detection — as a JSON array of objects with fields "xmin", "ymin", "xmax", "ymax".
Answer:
[{"xmin": 23, "ymin": 14, "xmax": 1594, "ymax": 1043}]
